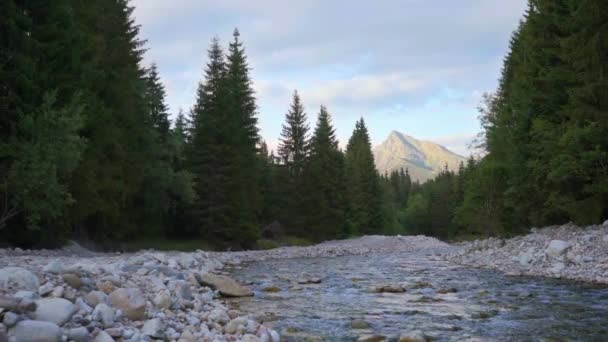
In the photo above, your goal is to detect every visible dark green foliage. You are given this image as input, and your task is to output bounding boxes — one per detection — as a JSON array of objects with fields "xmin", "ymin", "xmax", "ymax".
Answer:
[
  {"xmin": 2, "ymin": 93, "xmax": 85, "ymax": 231},
  {"xmin": 305, "ymin": 106, "xmax": 348, "ymax": 240},
  {"xmin": 189, "ymin": 32, "xmax": 260, "ymax": 248},
  {"xmin": 345, "ymin": 119, "xmax": 384, "ymax": 235},
  {"xmin": 277, "ymin": 91, "xmax": 311, "ymax": 234}
]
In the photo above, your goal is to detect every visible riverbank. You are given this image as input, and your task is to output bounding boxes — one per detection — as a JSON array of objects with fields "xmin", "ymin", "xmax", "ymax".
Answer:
[
  {"xmin": 0, "ymin": 235, "xmax": 448, "ymax": 342},
  {"xmin": 448, "ymin": 221, "xmax": 608, "ymax": 284}
]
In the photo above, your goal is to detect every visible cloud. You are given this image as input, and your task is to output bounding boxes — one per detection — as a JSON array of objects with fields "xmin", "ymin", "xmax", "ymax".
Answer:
[
  {"xmin": 431, "ymin": 134, "xmax": 476, "ymax": 157},
  {"xmin": 131, "ymin": 0, "xmax": 528, "ymax": 146}
]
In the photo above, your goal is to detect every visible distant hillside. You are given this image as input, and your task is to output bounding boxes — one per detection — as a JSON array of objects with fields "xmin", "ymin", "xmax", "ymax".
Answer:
[{"xmin": 373, "ymin": 131, "xmax": 466, "ymax": 182}]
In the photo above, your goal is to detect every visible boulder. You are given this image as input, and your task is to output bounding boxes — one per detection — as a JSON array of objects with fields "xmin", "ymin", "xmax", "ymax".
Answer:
[
  {"xmin": 108, "ymin": 288, "xmax": 146, "ymax": 320},
  {"xmin": 9, "ymin": 320, "xmax": 62, "ymax": 342},
  {"xmin": 0, "ymin": 267, "xmax": 39, "ymax": 291},
  {"xmin": 33, "ymin": 298, "xmax": 76, "ymax": 326},
  {"xmin": 196, "ymin": 273, "xmax": 253, "ymax": 297},
  {"xmin": 546, "ymin": 240, "xmax": 572, "ymax": 258}
]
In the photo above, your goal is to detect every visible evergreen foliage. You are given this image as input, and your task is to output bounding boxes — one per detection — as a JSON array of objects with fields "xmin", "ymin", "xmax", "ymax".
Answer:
[
  {"xmin": 1, "ymin": 1, "xmax": 606, "ymax": 248},
  {"xmin": 277, "ymin": 91, "xmax": 311, "ymax": 234},
  {"xmin": 345, "ymin": 119, "xmax": 384, "ymax": 235}
]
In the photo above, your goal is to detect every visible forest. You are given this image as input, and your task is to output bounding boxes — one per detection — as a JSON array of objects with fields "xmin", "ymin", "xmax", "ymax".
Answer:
[{"xmin": 1, "ymin": 0, "xmax": 606, "ymax": 249}]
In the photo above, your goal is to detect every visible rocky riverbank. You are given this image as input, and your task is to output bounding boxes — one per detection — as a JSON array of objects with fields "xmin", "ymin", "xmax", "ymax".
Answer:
[
  {"xmin": 0, "ymin": 235, "xmax": 447, "ymax": 342},
  {"xmin": 449, "ymin": 221, "xmax": 608, "ymax": 284}
]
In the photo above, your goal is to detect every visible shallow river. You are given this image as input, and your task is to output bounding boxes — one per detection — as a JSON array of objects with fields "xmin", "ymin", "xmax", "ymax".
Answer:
[{"xmin": 227, "ymin": 251, "xmax": 608, "ymax": 341}]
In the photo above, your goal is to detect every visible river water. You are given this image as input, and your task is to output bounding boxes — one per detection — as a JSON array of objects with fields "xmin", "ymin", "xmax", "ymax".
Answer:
[{"xmin": 227, "ymin": 251, "xmax": 608, "ymax": 341}]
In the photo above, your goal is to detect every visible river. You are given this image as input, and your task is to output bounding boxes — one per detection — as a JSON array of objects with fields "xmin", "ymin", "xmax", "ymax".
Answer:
[{"xmin": 226, "ymin": 250, "xmax": 608, "ymax": 341}]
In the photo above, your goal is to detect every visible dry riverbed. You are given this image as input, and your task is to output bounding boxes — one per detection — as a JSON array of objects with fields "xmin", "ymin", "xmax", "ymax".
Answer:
[
  {"xmin": 0, "ymin": 224, "xmax": 607, "ymax": 341},
  {"xmin": 449, "ymin": 221, "xmax": 608, "ymax": 284}
]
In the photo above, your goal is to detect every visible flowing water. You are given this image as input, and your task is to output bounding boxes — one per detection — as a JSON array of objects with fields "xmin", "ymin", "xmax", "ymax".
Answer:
[{"xmin": 227, "ymin": 250, "xmax": 608, "ymax": 341}]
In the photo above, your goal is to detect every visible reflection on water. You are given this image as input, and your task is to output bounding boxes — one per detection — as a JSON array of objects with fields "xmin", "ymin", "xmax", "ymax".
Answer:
[{"xmin": 227, "ymin": 252, "xmax": 608, "ymax": 341}]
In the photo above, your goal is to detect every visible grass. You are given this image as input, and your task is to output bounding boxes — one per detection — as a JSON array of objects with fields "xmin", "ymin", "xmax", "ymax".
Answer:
[
  {"xmin": 123, "ymin": 238, "xmax": 217, "ymax": 252},
  {"xmin": 255, "ymin": 236, "xmax": 315, "ymax": 250},
  {"xmin": 122, "ymin": 235, "xmax": 316, "ymax": 252}
]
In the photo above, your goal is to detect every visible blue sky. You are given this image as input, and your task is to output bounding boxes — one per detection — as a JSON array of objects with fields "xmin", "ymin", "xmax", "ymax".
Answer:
[{"xmin": 132, "ymin": 0, "xmax": 528, "ymax": 156}]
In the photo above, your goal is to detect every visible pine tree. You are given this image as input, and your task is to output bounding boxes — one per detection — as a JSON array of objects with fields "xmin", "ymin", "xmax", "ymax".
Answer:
[
  {"xmin": 345, "ymin": 118, "xmax": 383, "ymax": 235},
  {"xmin": 305, "ymin": 106, "xmax": 347, "ymax": 240},
  {"xmin": 277, "ymin": 90, "xmax": 310, "ymax": 234}
]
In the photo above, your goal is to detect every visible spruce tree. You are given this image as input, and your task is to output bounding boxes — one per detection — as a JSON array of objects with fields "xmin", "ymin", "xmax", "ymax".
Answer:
[
  {"xmin": 305, "ymin": 106, "xmax": 347, "ymax": 240},
  {"xmin": 345, "ymin": 118, "xmax": 384, "ymax": 235},
  {"xmin": 277, "ymin": 91, "xmax": 310, "ymax": 234},
  {"xmin": 190, "ymin": 38, "xmax": 231, "ymax": 240},
  {"xmin": 224, "ymin": 29, "xmax": 261, "ymax": 245},
  {"xmin": 144, "ymin": 63, "xmax": 171, "ymax": 142}
]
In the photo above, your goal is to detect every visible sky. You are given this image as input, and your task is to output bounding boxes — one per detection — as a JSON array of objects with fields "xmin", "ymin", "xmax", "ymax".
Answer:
[{"xmin": 132, "ymin": 0, "xmax": 528, "ymax": 156}]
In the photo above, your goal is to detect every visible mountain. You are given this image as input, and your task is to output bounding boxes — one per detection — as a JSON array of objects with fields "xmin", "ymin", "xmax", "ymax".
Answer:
[{"xmin": 373, "ymin": 131, "xmax": 466, "ymax": 182}]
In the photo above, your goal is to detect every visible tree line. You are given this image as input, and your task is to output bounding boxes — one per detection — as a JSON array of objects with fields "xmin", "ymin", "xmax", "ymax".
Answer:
[
  {"xmin": 0, "ymin": 0, "xmax": 386, "ymax": 248},
  {"xmin": 1, "ymin": 0, "xmax": 606, "ymax": 248}
]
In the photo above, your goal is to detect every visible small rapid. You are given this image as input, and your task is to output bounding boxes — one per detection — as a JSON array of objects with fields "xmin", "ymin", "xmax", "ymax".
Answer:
[{"xmin": 227, "ymin": 250, "xmax": 608, "ymax": 341}]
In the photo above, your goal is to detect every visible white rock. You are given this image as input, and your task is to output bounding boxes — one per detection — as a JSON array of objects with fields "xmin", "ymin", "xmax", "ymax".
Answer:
[
  {"xmin": 9, "ymin": 320, "xmax": 62, "ymax": 342},
  {"xmin": 546, "ymin": 240, "xmax": 572, "ymax": 258},
  {"xmin": 224, "ymin": 317, "xmax": 247, "ymax": 334},
  {"xmin": 153, "ymin": 291, "xmax": 171, "ymax": 310},
  {"xmin": 207, "ymin": 308, "xmax": 229, "ymax": 324},
  {"xmin": 34, "ymin": 298, "xmax": 76, "ymax": 326},
  {"xmin": 50, "ymin": 286, "xmax": 64, "ymax": 298},
  {"xmin": 0, "ymin": 267, "xmax": 40, "ymax": 290},
  {"xmin": 43, "ymin": 261, "xmax": 66, "ymax": 274},
  {"xmin": 550, "ymin": 262, "xmax": 566, "ymax": 274},
  {"xmin": 242, "ymin": 334, "xmax": 260, "ymax": 342},
  {"xmin": 92, "ymin": 303, "xmax": 115, "ymax": 328},
  {"xmin": 270, "ymin": 330, "xmax": 280, "ymax": 342},
  {"xmin": 142, "ymin": 318, "xmax": 165, "ymax": 339},
  {"xmin": 518, "ymin": 253, "xmax": 533, "ymax": 266},
  {"xmin": 2, "ymin": 312, "xmax": 18, "ymax": 328},
  {"xmin": 66, "ymin": 327, "xmax": 91, "ymax": 342},
  {"xmin": 38, "ymin": 282, "xmax": 54, "ymax": 296},
  {"xmin": 14, "ymin": 291, "xmax": 37, "ymax": 300},
  {"xmin": 93, "ymin": 330, "xmax": 114, "ymax": 342},
  {"xmin": 75, "ymin": 297, "xmax": 93, "ymax": 314},
  {"xmin": 85, "ymin": 291, "xmax": 108, "ymax": 307}
]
